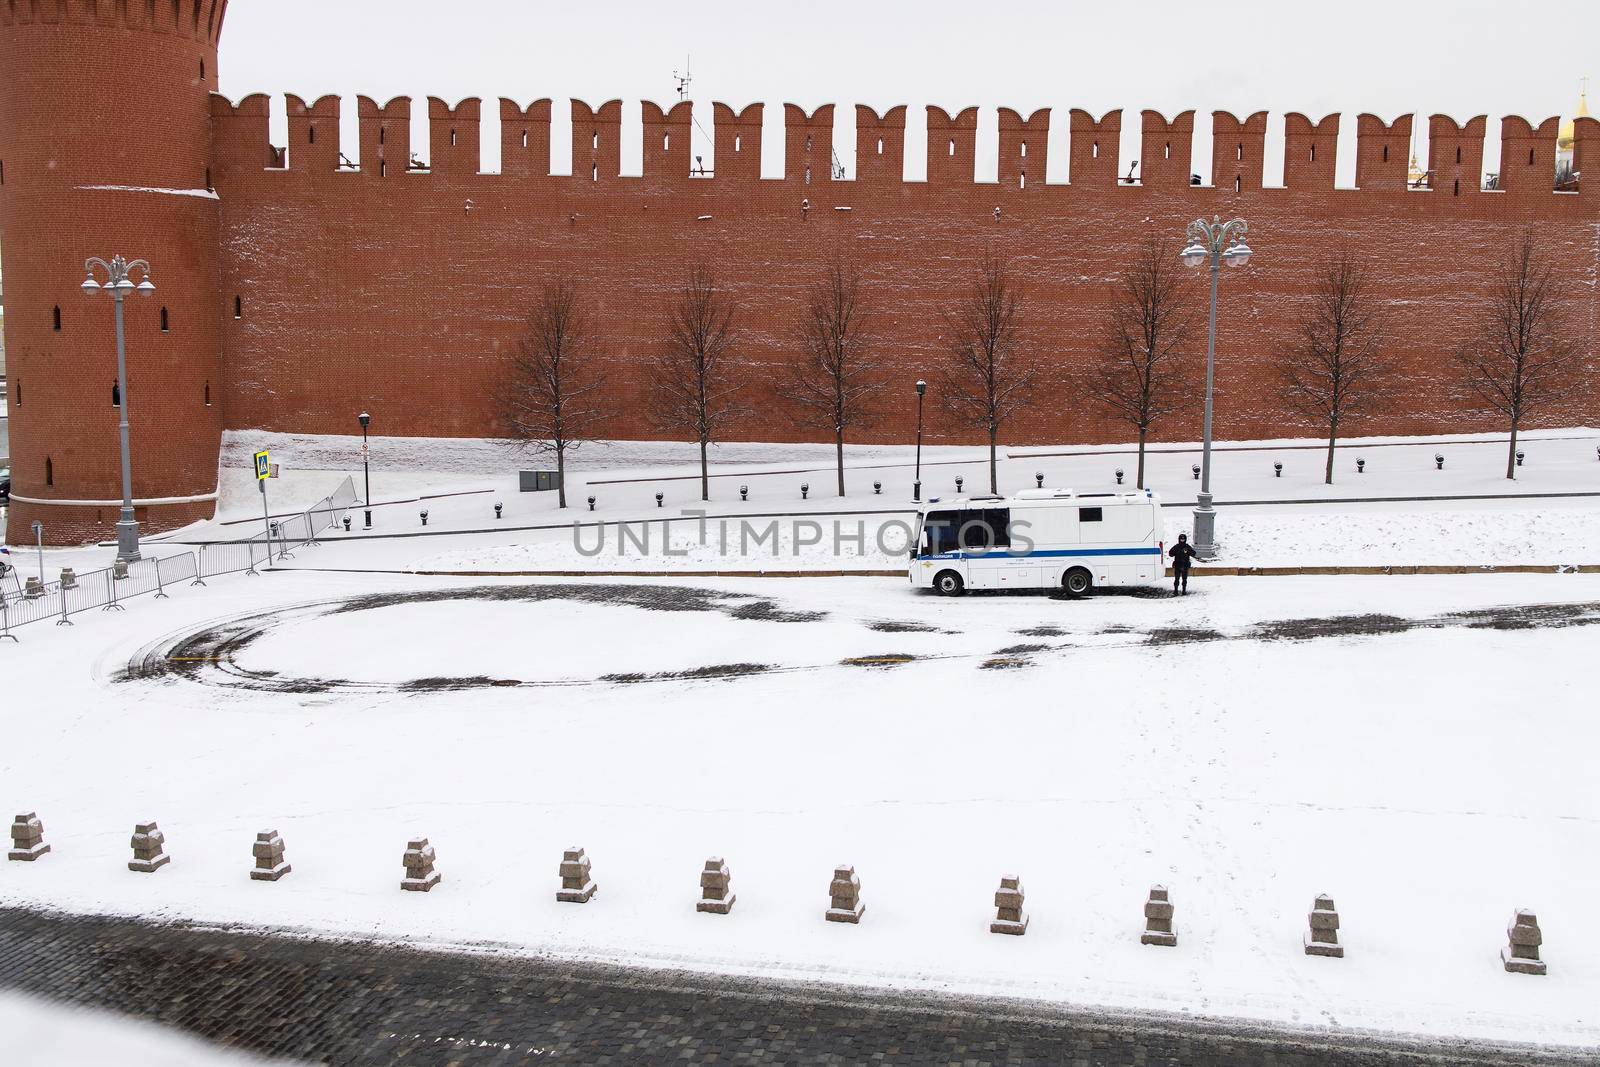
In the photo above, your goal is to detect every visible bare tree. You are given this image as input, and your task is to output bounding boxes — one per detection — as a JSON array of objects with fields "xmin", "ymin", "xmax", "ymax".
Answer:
[
  {"xmin": 649, "ymin": 266, "xmax": 744, "ymax": 500},
  {"xmin": 940, "ymin": 252, "xmax": 1036, "ymax": 495},
  {"xmin": 1454, "ymin": 233, "xmax": 1579, "ymax": 479},
  {"xmin": 495, "ymin": 278, "xmax": 608, "ymax": 508},
  {"xmin": 788, "ymin": 260, "xmax": 883, "ymax": 496},
  {"xmin": 1087, "ymin": 236, "xmax": 1197, "ymax": 488},
  {"xmin": 1280, "ymin": 252, "xmax": 1394, "ymax": 484}
]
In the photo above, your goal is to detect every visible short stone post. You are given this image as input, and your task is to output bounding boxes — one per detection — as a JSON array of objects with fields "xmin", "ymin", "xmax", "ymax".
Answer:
[
  {"xmin": 59, "ymin": 567, "xmax": 78, "ymax": 590},
  {"xmin": 400, "ymin": 836, "xmax": 441, "ymax": 892},
  {"xmin": 128, "ymin": 820, "xmax": 170, "ymax": 873},
  {"xmin": 24, "ymin": 576, "xmax": 45, "ymax": 598},
  {"xmin": 557, "ymin": 847, "xmax": 597, "ymax": 903},
  {"xmin": 696, "ymin": 857, "xmax": 735, "ymax": 914},
  {"xmin": 990, "ymin": 875, "xmax": 1029, "ymax": 935},
  {"xmin": 249, "ymin": 830, "xmax": 291, "ymax": 882},
  {"xmin": 8, "ymin": 812, "xmax": 49, "ymax": 861},
  {"xmin": 1502, "ymin": 910, "xmax": 1547, "ymax": 975},
  {"xmin": 1140, "ymin": 884, "xmax": 1176, "ymax": 946},
  {"xmin": 1304, "ymin": 894, "xmax": 1343, "ymax": 957},
  {"xmin": 825, "ymin": 864, "xmax": 865, "ymax": 923}
]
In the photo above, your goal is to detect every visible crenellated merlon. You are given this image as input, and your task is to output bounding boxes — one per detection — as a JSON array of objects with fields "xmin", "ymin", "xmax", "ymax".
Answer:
[{"xmin": 202, "ymin": 95, "xmax": 1600, "ymax": 201}]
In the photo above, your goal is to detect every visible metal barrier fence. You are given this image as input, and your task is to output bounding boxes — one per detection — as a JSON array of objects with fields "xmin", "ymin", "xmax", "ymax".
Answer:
[{"xmin": 0, "ymin": 475, "xmax": 356, "ymax": 638}]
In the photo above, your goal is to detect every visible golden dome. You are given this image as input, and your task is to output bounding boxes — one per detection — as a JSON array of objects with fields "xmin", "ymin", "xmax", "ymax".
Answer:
[
  {"xmin": 1407, "ymin": 151, "xmax": 1426, "ymax": 186},
  {"xmin": 1559, "ymin": 78, "xmax": 1590, "ymax": 151}
]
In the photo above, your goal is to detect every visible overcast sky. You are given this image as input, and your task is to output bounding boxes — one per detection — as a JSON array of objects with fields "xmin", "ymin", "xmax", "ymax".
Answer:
[{"xmin": 219, "ymin": 0, "xmax": 1597, "ymax": 188}]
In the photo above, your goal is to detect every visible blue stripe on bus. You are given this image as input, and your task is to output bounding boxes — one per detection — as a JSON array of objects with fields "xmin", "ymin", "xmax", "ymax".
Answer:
[{"xmin": 920, "ymin": 547, "xmax": 1161, "ymax": 561}]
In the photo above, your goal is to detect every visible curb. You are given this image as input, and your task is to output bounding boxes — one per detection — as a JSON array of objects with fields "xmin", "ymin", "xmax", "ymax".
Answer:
[{"xmin": 271, "ymin": 564, "xmax": 1598, "ymax": 579}]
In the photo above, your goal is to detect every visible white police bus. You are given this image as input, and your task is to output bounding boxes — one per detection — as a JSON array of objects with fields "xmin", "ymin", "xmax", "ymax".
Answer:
[{"xmin": 911, "ymin": 488, "xmax": 1167, "ymax": 596}]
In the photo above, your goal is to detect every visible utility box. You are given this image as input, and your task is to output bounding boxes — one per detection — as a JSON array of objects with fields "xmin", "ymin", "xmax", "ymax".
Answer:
[{"xmin": 519, "ymin": 470, "xmax": 561, "ymax": 493}]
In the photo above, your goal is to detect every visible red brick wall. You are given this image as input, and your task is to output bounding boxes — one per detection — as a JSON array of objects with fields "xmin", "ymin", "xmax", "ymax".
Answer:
[
  {"xmin": 4, "ymin": 2, "xmax": 1599, "ymax": 546},
  {"xmin": 209, "ymin": 98, "xmax": 1600, "ymax": 451}
]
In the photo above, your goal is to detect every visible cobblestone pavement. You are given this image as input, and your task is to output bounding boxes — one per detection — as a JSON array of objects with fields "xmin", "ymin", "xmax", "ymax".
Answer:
[{"xmin": 0, "ymin": 908, "xmax": 1591, "ymax": 1066}]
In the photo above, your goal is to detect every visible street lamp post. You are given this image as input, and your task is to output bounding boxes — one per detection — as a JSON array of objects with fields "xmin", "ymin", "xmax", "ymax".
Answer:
[
  {"xmin": 358, "ymin": 411, "xmax": 372, "ymax": 529},
  {"xmin": 81, "ymin": 255, "xmax": 156, "ymax": 563},
  {"xmin": 913, "ymin": 379, "xmax": 927, "ymax": 503},
  {"xmin": 32, "ymin": 520, "xmax": 44, "ymax": 582},
  {"xmin": 1178, "ymin": 217, "xmax": 1252, "ymax": 559}
]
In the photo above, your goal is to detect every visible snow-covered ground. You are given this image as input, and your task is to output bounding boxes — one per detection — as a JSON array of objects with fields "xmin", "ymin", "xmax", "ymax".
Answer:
[
  {"xmin": 0, "ymin": 993, "xmax": 281, "ymax": 1066},
  {"xmin": 2, "ymin": 568, "xmax": 1598, "ymax": 1048}
]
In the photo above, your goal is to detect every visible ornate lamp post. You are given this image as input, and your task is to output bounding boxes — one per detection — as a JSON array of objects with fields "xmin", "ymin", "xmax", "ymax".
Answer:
[
  {"xmin": 1178, "ymin": 217, "xmax": 1252, "ymax": 559},
  {"xmin": 358, "ymin": 411, "xmax": 373, "ymax": 529},
  {"xmin": 913, "ymin": 379, "xmax": 927, "ymax": 503},
  {"xmin": 81, "ymin": 255, "xmax": 155, "ymax": 562}
]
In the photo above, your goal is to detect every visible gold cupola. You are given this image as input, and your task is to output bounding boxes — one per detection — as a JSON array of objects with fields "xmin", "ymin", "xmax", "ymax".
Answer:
[{"xmin": 1558, "ymin": 77, "xmax": 1590, "ymax": 153}]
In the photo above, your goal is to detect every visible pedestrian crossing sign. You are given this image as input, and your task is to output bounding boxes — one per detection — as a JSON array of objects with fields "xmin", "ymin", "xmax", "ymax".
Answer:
[{"xmin": 254, "ymin": 450, "xmax": 271, "ymax": 481}]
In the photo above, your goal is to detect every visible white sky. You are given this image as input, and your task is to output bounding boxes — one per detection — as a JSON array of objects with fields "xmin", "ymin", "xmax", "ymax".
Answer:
[{"xmin": 219, "ymin": 0, "xmax": 1597, "ymax": 189}]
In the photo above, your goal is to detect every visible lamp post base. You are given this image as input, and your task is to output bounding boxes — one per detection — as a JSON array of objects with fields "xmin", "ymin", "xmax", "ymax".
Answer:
[
  {"xmin": 912, "ymin": 481, "xmax": 921, "ymax": 503},
  {"xmin": 363, "ymin": 509, "xmax": 372, "ymax": 530},
  {"xmin": 1191, "ymin": 493, "xmax": 1218, "ymax": 560},
  {"xmin": 115, "ymin": 514, "xmax": 142, "ymax": 564}
]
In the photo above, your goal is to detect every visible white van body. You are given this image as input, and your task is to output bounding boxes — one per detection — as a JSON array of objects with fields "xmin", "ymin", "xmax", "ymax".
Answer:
[{"xmin": 910, "ymin": 489, "xmax": 1167, "ymax": 595}]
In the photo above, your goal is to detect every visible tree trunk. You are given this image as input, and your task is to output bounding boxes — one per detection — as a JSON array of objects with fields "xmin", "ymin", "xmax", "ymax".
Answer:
[
  {"xmin": 835, "ymin": 431, "xmax": 845, "ymax": 497},
  {"xmin": 556, "ymin": 443, "xmax": 568, "ymax": 508},
  {"xmin": 988, "ymin": 427, "xmax": 999, "ymax": 495},
  {"xmin": 1324, "ymin": 415, "xmax": 1337, "ymax": 486},
  {"xmin": 1506, "ymin": 418, "xmax": 1519, "ymax": 481},
  {"xmin": 1136, "ymin": 427, "xmax": 1148, "ymax": 489},
  {"xmin": 700, "ymin": 437, "xmax": 710, "ymax": 501}
]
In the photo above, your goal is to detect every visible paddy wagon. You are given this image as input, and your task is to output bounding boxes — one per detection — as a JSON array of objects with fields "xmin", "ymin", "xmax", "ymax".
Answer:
[{"xmin": 911, "ymin": 488, "xmax": 1167, "ymax": 596}]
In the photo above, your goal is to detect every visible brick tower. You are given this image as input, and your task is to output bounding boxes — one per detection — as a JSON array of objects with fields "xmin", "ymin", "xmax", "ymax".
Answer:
[{"xmin": 0, "ymin": 0, "xmax": 226, "ymax": 545}]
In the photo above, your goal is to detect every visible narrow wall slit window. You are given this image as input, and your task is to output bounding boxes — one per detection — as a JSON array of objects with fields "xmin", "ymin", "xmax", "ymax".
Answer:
[
  {"xmin": 45, "ymin": 457, "xmax": 54, "ymax": 487},
  {"xmin": 451, "ymin": 129, "xmax": 457, "ymax": 147},
  {"xmin": 53, "ymin": 305, "xmax": 61, "ymax": 330},
  {"xmin": 734, "ymin": 135, "xmax": 741, "ymax": 152},
  {"xmin": 308, "ymin": 126, "xmax": 316, "ymax": 144},
  {"xmin": 204, "ymin": 381, "xmax": 211, "ymax": 406},
  {"xmin": 233, "ymin": 296, "xmax": 242, "ymax": 319},
  {"xmin": 1383, "ymin": 145, "xmax": 1389, "ymax": 162},
  {"xmin": 948, "ymin": 139, "xmax": 955, "ymax": 156},
  {"xmin": 1309, "ymin": 145, "xmax": 1315, "ymax": 162},
  {"xmin": 1092, "ymin": 142, "xmax": 1099, "ymax": 158},
  {"xmin": 521, "ymin": 130, "xmax": 528, "ymax": 148},
  {"xmin": 111, "ymin": 381, "xmax": 120, "ymax": 407},
  {"xmin": 1021, "ymin": 141, "xmax": 1027, "ymax": 158},
  {"xmin": 160, "ymin": 307, "xmax": 169, "ymax": 332}
]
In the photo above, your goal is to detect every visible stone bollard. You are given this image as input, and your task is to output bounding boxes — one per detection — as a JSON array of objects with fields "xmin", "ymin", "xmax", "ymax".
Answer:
[
  {"xmin": 59, "ymin": 568, "xmax": 78, "ymax": 590},
  {"xmin": 1140, "ymin": 884, "xmax": 1176, "ymax": 946},
  {"xmin": 696, "ymin": 857, "xmax": 735, "ymax": 914},
  {"xmin": 128, "ymin": 820, "xmax": 170, "ymax": 873},
  {"xmin": 557, "ymin": 847, "xmax": 598, "ymax": 902},
  {"xmin": 249, "ymin": 830, "xmax": 291, "ymax": 882},
  {"xmin": 401, "ymin": 836, "xmax": 441, "ymax": 892},
  {"xmin": 1304, "ymin": 894, "xmax": 1344, "ymax": 957},
  {"xmin": 8, "ymin": 812, "xmax": 49, "ymax": 861},
  {"xmin": 24, "ymin": 576, "xmax": 45, "ymax": 599},
  {"xmin": 1502, "ymin": 909, "xmax": 1547, "ymax": 975},
  {"xmin": 112, "ymin": 559, "xmax": 130, "ymax": 580},
  {"xmin": 825, "ymin": 864, "xmax": 865, "ymax": 923},
  {"xmin": 990, "ymin": 875, "xmax": 1029, "ymax": 935}
]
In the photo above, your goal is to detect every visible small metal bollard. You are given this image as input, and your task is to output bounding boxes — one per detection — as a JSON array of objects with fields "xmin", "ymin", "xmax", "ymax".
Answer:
[
  {"xmin": 269, "ymin": 521, "xmax": 280, "ymax": 540},
  {"xmin": 655, "ymin": 492, "xmax": 664, "ymax": 507},
  {"xmin": 1435, "ymin": 453, "xmax": 1445, "ymax": 470},
  {"xmin": 873, "ymin": 481, "xmax": 882, "ymax": 494},
  {"xmin": 1115, "ymin": 468, "xmax": 1124, "ymax": 485},
  {"xmin": 494, "ymin": 502, "xmax": 503, "ymax": 519},
  {"xmin": 342, "ymin": 516, "xmax": 351, "ymax": 532},
  {"xmin": 1356, "ymin": 458, "xmax": 1365, "ymax": 473},
  {"xmin": 1273, "ymin": 462, "xmax": 1283, "ymax": 477},
  {"xmin": 1035, "ymin": 471, "xmax": 1044, "ymax": 488},
  {"xmin": 1192, "ymin": 464, "xmax": 1201, "ymax": 480},
  {"xmin": 954, "ymin": 475, "xmax": 964, "ymax": 492},
  {"xmin": 739, "ymin": 485, "xmax": 748, "ymax": 501},
  {"xmin": 1516, "ymin": 449, "xmax": 1526, "ymax": 467},
  {"xmin": 588, "ymin": 495, "xmax": 596, "ymax": 511},
  {"xmin": 801, "ymin": 482, "xmax": 809, "ymax": 500}
]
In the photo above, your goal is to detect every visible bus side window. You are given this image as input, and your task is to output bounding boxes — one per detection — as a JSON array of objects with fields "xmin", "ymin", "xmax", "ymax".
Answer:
[{"xmin": 1079, "ymin": 507, "xmax": 1103, "ymax": 522}]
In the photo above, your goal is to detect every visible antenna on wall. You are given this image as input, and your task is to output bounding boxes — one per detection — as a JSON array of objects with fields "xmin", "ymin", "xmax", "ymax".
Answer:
[{"xmin": 673, "ymin": 56, "xmax": 692, "ymax": 101}]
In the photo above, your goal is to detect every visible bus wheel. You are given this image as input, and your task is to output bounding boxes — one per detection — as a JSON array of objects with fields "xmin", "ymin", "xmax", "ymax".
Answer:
[
  {"xmin": 934, "ymin": 570, "xmax": 965, "ymax": 597},
  {"xmin": 1062, "ymin": 568, "xmax": 1093, "ymax": 597}
]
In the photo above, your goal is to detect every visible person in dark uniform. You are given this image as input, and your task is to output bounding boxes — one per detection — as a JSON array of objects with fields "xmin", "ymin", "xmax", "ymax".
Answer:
[{"xmin": 1168, "ymin": 532, "xmax": 1198, "ymax": 595}]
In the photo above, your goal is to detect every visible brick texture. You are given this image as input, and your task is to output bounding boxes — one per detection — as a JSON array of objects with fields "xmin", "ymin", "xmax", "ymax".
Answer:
[{"xmin": 3, "ymin": 3, "xmax": 1598, "ymax": 544}]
